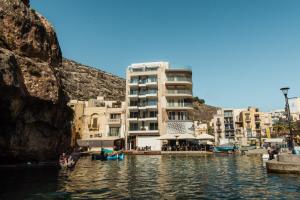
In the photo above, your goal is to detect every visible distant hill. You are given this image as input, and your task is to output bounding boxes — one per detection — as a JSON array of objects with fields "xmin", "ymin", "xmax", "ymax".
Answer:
[
  {"xmin": 59, "ymin": 59, "xmax": 126, "ymax": 101},
  {"xmin": 193, "ymin": 101, "xmax": 219, "ymax": 122},
  {"xmin": 60, "ymin": 59, "xmax": 218, "ymax": 121}
]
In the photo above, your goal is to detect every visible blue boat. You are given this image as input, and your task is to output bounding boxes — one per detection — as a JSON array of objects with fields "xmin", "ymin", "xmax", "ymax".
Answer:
[
  {"xmin": 214, "ymin": 145, "xmax": 237, "ymax": 153},
  {"xmin": 92, "ymin": 151, "xmax": 125, "ymax": 161},
  {"xmin": 107, "ymin": 153, "xmax": 124, "ymax": 161}
]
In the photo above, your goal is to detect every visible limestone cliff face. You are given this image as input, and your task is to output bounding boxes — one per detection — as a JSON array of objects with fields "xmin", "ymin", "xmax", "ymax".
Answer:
[
  {"xmin": 60, "ymin": 59, "xmax": 126, "ymax": 101},
  {"xmin": 0, "ymin": 0, "xmax": 72, "ymax": 163}
]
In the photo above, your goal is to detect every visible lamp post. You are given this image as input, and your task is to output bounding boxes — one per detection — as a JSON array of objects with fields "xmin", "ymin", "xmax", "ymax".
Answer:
[{"xmin": 280, "ymin": 87, "xmax": 294, "ymax": 152}]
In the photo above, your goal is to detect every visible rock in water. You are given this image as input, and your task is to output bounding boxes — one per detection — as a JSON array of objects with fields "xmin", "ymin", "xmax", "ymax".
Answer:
[{"xmin": 0, "ymin": 0, "xmax": 73, "ymax": 164}]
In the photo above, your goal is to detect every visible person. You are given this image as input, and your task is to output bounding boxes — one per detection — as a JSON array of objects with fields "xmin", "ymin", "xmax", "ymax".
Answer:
[
  {"xmin": 267, "ymin": 146, "xmax": 273, "ymax": 160},
  {"xmin": 59, "ymin": 153, "xmax": 67, "ymax": 165}
]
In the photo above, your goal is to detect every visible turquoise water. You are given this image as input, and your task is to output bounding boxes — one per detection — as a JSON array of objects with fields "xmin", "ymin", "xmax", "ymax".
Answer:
[{"xmin": 1, "ymin": 155, "xmax": 300, "ymax": 199}]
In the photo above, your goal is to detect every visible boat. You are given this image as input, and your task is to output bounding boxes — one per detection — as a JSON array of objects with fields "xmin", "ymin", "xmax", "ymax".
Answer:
[
  {"xmin": 107, "ymin": 153, "xmax": 125, "ymax": 160},
  {"xmin": 214, "ymin": 145, "xmax": 237, "ymax": 153},
  {"xmin": 91, "ymin": 149, "xmax": 124, "ymax": 161}
]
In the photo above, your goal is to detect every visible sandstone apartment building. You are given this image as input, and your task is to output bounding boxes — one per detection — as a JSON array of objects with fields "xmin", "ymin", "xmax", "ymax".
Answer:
[
  {"xmin": 69, "ymin": 97, "xmax": 126, "ymax": 150},
  {"xmin": 126, "ymin": 62, "xmax": 194, "ymax": 150}
]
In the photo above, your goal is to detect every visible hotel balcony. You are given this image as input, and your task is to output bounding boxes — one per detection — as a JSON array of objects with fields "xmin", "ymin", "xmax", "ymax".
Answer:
[
  {"xmin": 128, "ymin": 129, "xmax": 159, "ymax": 136},
  {"xmin": 138, "ymin": 91, "xmax": 158, "ymax": 98},
  {"xmin": 245, "ymin": 117, "xmax": 251, "ymax": 122},
  {"xmin": 138, "ymin": 117, "xmax": 158, "ymax": 122},
  {"xmin": 165, "ymin": 76, "xmax": 192, "ymax": 86},
  {"xmin": 128, "ymin": 91, "xmax": 138, "ymax": 98},
  {"xmin": 128, "ymin": 81, "xmax": 139, "ymax": 87},
  {"xmin": 166, "ymin": 103, "xmax": 193, "ymax": 110},
  {"xmin": 127, "ymin": 117, "xmax": 138, "ymax": 121},
  {"xmin": 128, "ymin": 105, "xmax": 139, "ymax": 110},
  {"xmin": 217, "ymin": 129, "xmax": 222, "ymax": 133},
  {"xmin": 166, "ymin": 89, "xmax": 192, "ymax": 97},
  {"xmin": 216, "ymin": 121, "xmax": 222, "ymax": 126},
  {"xmin": 107, "ymin": 118, "xmax": 121, "ymax": 125}
]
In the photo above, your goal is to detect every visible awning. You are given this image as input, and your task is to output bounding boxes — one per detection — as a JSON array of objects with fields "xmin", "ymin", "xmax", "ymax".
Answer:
[
  {"xmin": 196, "ymin": 133, "xmax": 214, "ymax": 140},
  {"xmin": 158, "ymin": 134, "xmax": 177, "ymax": 140},
  {"xmin": 177, "ymin": 133, "xmax": 196, "ymax": 140}
]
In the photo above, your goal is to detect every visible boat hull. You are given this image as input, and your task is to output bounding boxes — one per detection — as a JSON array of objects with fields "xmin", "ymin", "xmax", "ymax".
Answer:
[
  {"xmin": 92, "ymin": 153, "xmax": 124, "ymax": 161},
  {"xmin": 214, "ymin": 146, "xmax": 235, "ymax": 153}
]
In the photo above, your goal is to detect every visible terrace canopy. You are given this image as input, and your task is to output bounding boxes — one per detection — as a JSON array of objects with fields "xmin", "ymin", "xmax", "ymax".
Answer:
[
  {"xmin": 158, "ymin": 134, "xmax": 177, "ymax": 140},
  {"xmin": 196, "ymin": 133, "xmax": 214, "ymax": 140}
]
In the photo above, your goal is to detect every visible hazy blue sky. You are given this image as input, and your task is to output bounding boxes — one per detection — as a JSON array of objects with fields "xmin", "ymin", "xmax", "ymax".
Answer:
[{"xmin": 31, "ymin": 0, "xmax": 300, "ymax": 111}]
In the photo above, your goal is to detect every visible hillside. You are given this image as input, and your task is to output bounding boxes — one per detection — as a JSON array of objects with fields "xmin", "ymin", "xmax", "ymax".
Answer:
[{"xmin": 60, "ymin": 59, "xmax": 126, "ymax": 101}]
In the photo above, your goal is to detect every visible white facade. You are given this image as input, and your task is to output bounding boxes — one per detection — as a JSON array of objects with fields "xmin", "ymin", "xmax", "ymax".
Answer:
[{"xmin": 126, "ymin": 62, "xmax": 193, "ymax": 151}]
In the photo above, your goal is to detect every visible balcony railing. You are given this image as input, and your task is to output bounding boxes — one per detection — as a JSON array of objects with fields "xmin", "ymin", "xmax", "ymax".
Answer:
[
  {"xmin": 167, "ymin": 103, "xmax": 193, "ymax": 108},
  {"xmin": 108, "ymin": 119, "xmax": 121, "ymax": 124},
  {"xmin": 166, "ymin": 77, "xmax": 192, "ymax": 82},
  {"xmin": 167, "ymin": 90, "xmax": 192, "ymax": 95}
]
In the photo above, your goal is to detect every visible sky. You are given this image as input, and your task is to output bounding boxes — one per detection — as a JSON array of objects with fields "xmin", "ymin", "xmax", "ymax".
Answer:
[{"xmin": 31, "ymin": 0, "xmax": 300, "ymax": 111}]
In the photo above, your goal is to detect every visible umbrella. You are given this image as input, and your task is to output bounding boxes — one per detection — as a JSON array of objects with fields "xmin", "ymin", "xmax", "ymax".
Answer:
[{"xmin": 196, "ymin": 133, "xmax": 214, "ymax": 140}]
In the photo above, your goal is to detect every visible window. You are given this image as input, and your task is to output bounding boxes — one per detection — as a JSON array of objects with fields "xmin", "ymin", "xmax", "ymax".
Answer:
[
  {"xmin": 92, "ymin": 118, "xmax": 98, "ymax": 128},
  {"xmin": 130, "ymin": 89, "xmax": 138, "ymax": 95},
  {"xmin": 150, "ymin": 111, "xmax": 158, "ymax": 118},
  {"xmin": 148, "ymin": 99, "xmax": 157, "ymax": 106},
  {"xmin": 109, "ymin": 127, "xmax": 120, "ymax": 136},
  {"xmin": 148, "ymin": 76, "xmax": 157, "ymax": 82},
  {"xmin": 168, "ymin": 112, "xmax": 176, "ymax": 120},
  {"xmin": 110, "ymin": 114, "xmax": 121, "ymax": 119},
  {"xmin": 130, "ymin": 112, "xmax": 138, "ymax": 118},
  {"xmin": 178, "ymin": 112, "xmax": 187, "ymax": 120},
  {"xmin": 150, "ymin": 123, "xmax": 158, "ymax": 130},
  {"xmin": 130, "ymin": 101, "xmax": 138, "ymax": 106},
  {"xmin": 130, "ymin": 77, "xmax": 139, "ymax": 83},
  {"xmin": 168, "ymin": 99, "xmax": 175, "ymax": 106},
  {"xmin": 130, "ymin": 123, "xmax": 138, "ymax": 131}
]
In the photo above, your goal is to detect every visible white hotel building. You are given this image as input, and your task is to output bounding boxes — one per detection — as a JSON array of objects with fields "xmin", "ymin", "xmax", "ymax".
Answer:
[{"xmin": 125, "ymin": 62, "xmax": 194, "ymax": 150}]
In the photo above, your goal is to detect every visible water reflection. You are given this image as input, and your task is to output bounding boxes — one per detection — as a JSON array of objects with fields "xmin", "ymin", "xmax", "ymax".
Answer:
[{"xmin": 1, "ymin": 155, "xmax": 300, "ymax": 199}]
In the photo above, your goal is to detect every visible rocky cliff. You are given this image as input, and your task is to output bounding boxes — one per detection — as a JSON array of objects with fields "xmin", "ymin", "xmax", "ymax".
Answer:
[
  {"xmin": 60, "ymin": 59, "xmax": 126, "ymax": 101},
  {"xmin": 0, "ymin": 0, "xmax": 72, "ymax": 163}
]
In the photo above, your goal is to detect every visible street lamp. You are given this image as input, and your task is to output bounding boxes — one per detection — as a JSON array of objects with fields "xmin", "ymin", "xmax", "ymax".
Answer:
[{"xmin": 280, "ymin": 87, "xmax": 294, "ymax": 152}]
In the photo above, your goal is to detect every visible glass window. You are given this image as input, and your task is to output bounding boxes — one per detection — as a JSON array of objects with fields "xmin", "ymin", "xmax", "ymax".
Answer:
[
  {"xmin": 150, "ymin": 111, "xmax": 158, "ymax": 118},
  {"xmin": 168, "ymin": 112, "xmax": 176, "ymax": 120},
  {"xmin": 178, "ymin": 111, "xmax": 187, "ymax": 120},
  {"xmin": 92, "ymin": 118, "xmax": 98, "ymax": 128},
  {"xmin": 110, "ymin": 114, "xmax": 121, "ymax": 119},
  {"xmin": 109, "ymin": 127, "xmax": 120, "ymax": 136},
  {"xmin": 130, "ymin": 112, "xmax": 138, "ymax": 118},
  {"xmin": 150, "ymin": 123, "xmax": 158, "ymax": 130},
  {"xmin": 148, "ymin": 99, "xmax": 157, "ymax": 106},
  {"xmin": 130, "ymin": 77, "xmax": 138, "ymax": 83},
  {"xmin": 130, "ymin": 89, "xmax": 138, "ymax": 95},
  {"xmin": 129, "ymin": 123, "xmax": 138, "ymax": 131}
]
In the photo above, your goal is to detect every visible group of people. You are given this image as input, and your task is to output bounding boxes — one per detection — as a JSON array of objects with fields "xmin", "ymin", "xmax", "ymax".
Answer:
[
  {"xmin": 59, "ymin": 152, "xmax": 81, "ymax": 168},
  {"xmin": 161, "ymin": 143, "xmax": 213, "ymax": 151}
]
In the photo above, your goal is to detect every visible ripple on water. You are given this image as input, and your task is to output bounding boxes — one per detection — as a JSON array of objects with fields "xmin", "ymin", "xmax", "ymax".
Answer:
[{"xmin": 1, "ymin": 155, "xmax": 300, "ymax": 199}]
